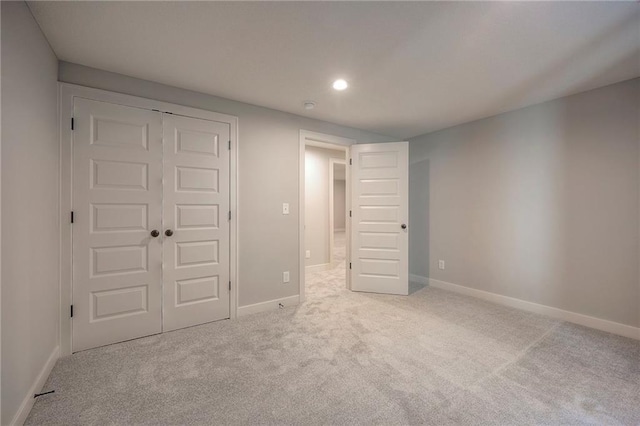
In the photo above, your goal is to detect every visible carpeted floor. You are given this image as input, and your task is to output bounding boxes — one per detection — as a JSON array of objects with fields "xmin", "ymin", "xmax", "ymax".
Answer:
[{"xmin": 26, "ymin": 232, "xmax": 640, "ymax": 425}]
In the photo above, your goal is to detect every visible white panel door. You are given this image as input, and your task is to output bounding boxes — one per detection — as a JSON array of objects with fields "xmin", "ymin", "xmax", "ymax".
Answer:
[
  {"xmin": 72, "ymin": 98, "xmax": 163, "ymax": 352},
  {"xmin": 350, "ymin": 142, "xmax": 409, "ymax": 295},
  {"xmin": 162, "ymin": 114, "xmax": 230, "ymax": 332}
]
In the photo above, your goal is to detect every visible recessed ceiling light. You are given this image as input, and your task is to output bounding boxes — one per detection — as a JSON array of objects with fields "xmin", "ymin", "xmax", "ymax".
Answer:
[
  {"xmin": 304, "ymin": 101, "xmax": 316, "ymax": 110},
  {"xmin": 332, "ymin": 79, "xmax": 348, "ymax": 91}
]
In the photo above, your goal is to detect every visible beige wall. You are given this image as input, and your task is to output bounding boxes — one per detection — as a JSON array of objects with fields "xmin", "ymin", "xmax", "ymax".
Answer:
[
  {"xmin": 305, "ymin": 146, "xmax": 345, "ymax": 266},
  {"xmin": 334, "ymin": 179, "xmax": 346, "ymax": 231},
  {"xmin": 409, "ymin": 78, "xmax": 640, "ymax": 328},
  {"xmin": 1, "ymin": 2, "xmax": 60, "ymax": 424},
  {"xmin": 58, "ymin": 61, "xmax": 394, "ymax": 307}
]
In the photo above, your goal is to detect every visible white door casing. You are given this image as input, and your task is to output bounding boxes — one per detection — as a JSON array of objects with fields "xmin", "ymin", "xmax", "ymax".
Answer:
[
  {"xmin": 350, "ymin": 142, "xmax": 409, "ymax": 295},
  {"xmin": 162, "ymin": 114, "xmax": 230, "ymax": 331},
  {"xmin": 72, "ymin": 98, "xmax": 163, "ymax": 352}
]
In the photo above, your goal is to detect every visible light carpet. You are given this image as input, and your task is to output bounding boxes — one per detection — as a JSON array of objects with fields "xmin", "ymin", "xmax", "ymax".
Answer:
[{"xmin": 26, "ymin": 234, "xmax": 640, "ymax": 425}]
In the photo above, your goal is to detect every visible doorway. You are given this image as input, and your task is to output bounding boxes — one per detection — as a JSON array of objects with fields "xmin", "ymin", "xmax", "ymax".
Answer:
[
  {"xmin": 299, "ymin": 131, "xmax": 354, "ymax": 301},
  {"xmin": 299, "ymin": 132, "xmax": 410, "ymax": 300}
]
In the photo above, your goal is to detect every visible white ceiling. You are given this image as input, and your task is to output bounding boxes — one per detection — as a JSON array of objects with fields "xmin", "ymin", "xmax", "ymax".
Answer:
[{"xmin": 29, "ymin": 1, "xmax": 640, "ymax": 139}]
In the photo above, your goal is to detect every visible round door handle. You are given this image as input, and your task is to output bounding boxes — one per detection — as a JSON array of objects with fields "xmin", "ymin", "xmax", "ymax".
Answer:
[
  {"xmin": 401, "ymin": 224, "xmax": 407, "ymax": 229},
  {"xmin": 165, "ymin": 229, "xmax": 174, "ymax": 237},
  {"xmin": 150, "ymin": 229, "xmax": 160, "ymax": 238}
]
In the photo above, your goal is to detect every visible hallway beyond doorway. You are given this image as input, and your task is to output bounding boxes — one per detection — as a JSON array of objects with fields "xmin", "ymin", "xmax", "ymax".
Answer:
[{"xmin": 307, "ymin": 231, "xmax": 346, "ymax": 299}]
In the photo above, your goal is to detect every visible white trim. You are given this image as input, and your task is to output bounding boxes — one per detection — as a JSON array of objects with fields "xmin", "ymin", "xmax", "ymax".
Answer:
[
  {"xmin": 305, "ymin": 263, "xmax": 333, "ymax": 273},
  {"xmin": 415, "ymin": 275, "xmax": 640, "ymax": 341},
  {"xmin": 237, "ymin": 295, "xmax": 300, "ymax": 317},
  {"xmin": 299, "ymin": 130, "xmax": 354, "ymax": 302},
  {"xmin": 10, "ymin": 346, "xmax": 59, "ymax": 426},
  {"xmin": 59, "ymin": 83, "xmax": 239, "ymax": 355},
  {"xmin": 229, "ymin": 103, "xmax": 239, "ymax": 324},
  {"xmin": 301, "ymin": 130, "xmax": 355, "ymax": 148},
  {"xmin": 0, "ymin": 20, "xmax": 3, "ymax": 418},
  {"xmin": 328, "ymin": 158, "xmax": 346, "ymax": 265},
  {"xmin": 59, "ymin": 83, "xmax": 72, "ymax": 358}
]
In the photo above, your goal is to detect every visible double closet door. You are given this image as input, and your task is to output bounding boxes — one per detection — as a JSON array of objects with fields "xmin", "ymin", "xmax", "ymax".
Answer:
[{"xmin": 72, "ymin": 98, "xmax": 230, "ymax": 352}]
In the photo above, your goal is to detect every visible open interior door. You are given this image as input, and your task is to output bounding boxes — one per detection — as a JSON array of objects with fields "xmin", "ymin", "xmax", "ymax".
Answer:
[{"xmin": 350, "ymin": 142, "xmax": 409, "ymax": 295}]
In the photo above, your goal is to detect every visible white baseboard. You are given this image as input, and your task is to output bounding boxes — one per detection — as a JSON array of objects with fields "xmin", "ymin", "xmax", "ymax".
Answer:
[
  {"xmin": 305, "ymin": 263, "xmax": 332, "ymax": 273},
  {"xmin": 237, "ymin": 295, "xmax": 300, "ymax": 317},
  {"xmin": 11, "ymin": 345, "xmax": 59, "ymax": 426},
  {"xmin": 414, "ymin": 275, "xmax": 640, "ymax": 341}
]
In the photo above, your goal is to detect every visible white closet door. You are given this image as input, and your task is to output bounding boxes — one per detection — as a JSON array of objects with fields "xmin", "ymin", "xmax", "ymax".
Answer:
[
  {"xmin": 72, "ymin": 98, "xmax": 163, "ymax": 352},
  {"xmin": 162, "ymin": 114, "xmax": 230, "ymax": 332},
  {"xmin": 350, "ymin": 142, "xmax": 409, "ymax": 295}
]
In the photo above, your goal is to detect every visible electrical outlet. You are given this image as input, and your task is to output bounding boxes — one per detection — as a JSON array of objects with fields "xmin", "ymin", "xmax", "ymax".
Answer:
[
  {"xmin": 305, "ymin": 250, "xmax": 311, "ymax": 259},
  {"xmin": 438, "ymin": 260, "xmax": 445, "ymax": 270},
  {"xmin": 283, "ymin": 271, "xmax": 290, "ymax": 283},
  {"xmin": 282, "ymin": 203, "xmax": 290, "ymax": 215}
]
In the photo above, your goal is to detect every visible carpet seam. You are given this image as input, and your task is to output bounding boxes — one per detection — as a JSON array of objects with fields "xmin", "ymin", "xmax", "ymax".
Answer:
[{"xmin": 471, "ymin": 321, "xmax": 562, "ymax": 389}]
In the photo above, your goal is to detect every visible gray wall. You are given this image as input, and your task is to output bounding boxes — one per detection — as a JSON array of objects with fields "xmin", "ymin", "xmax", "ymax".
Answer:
[
  {"xmin": 334, "ymin": 179, "xmax": 346, "ymax": 231},
  {"xmin": 58, "ymin": 61, "xmax": 394, "ymax": 307},
  {"xmin": 1, "ymin": 2, "xmax": 60, "ymax": 424},
  {"xmin": 305, "ymin": 146, "xmax": 345, "ymax": 266},
  {"xmin": 409, "ymin": 78, "xmax": 640, "ymax": 328}
]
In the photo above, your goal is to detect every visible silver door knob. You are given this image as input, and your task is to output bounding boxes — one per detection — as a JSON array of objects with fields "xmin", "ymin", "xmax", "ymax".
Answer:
[{"xmin": 401, "ymin": 224, "xmax": 407, "ymax": 229}]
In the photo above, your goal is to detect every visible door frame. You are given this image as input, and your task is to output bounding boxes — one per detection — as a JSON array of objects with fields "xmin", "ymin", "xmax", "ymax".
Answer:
[
  {"xmin": 59, "ymin": 83, "xmax": 239, "ymax": 356},
  {"xmin": 328, "ymin": 158, "xmax": 347, "ymax": 265},
  {"xmin": 299, "ymin": 130, "xmax": 354, "ymax": 302}
]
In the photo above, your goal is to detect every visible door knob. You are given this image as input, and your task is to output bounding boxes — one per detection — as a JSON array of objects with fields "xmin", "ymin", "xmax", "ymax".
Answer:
[
  {"xmin": 150, "ymin": 229, "xmax": 160, "ymax": 237},
  {"xmin": 165, "ymin": 229, "xmax": 174, "ymax": 237},
  {"xmin": 401, "ymin": 224, "xmax": 407, "ymax": 229}
]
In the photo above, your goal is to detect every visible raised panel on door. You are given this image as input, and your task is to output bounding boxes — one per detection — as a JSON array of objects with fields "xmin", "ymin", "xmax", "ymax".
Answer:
[
  {"xmin": 163, "ymin": 114, "xmax": 230, "ymax": 332},
  {"xmin": 72, "ymin": 98, "xmax": 163, "ymax": 352},
  {"xmin": 350, "ymin": 142, "xmax": 409, "ymax": 295}
]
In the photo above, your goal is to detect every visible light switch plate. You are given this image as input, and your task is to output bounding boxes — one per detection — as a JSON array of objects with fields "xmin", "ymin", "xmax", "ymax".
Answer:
[
  {"xmin": 283, "ymin": 271, "xmax": 290, "ymax": 283},
  {"xmin": 305, "ymin": 250, "xmax": 311, "ymax": 259},
  {"xmin": 283, "ymin": 203, "xmax": 290, "ymax": 215}
]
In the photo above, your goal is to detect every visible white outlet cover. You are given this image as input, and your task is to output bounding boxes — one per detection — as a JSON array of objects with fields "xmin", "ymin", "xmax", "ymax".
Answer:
[
  {"xmin": 305, "ymin": 250, "xmax": 311, "ymax": 259},
  {"xmin": 438, "ymin": 260, "xmax": 445, "ymax": 270}
]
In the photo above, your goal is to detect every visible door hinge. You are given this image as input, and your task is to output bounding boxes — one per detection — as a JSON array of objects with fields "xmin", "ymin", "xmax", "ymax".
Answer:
[
  {"xmin": 349, "ymin": 158, "xmax": 352, "ymax": 165},
  {"xmin": 228, "ymin": 140, "xmax": 231, "ymax": 150},
  {"xmin": 71, "ymin": 118, "xmax": 74, "ymax": 130},
  {"xmin": 228, "ymin": 211, "xmax": 231, "ymax": 221},
  {"xmin": 70, "ymin": 211, "xmax": 74, "ymax": 224},
  {"xmin": 349, "ymin": 262, "xmax": 352, "ymax": 270},
  {"xmin": 70, "ymin": 305, "xmax": 74, "ymax": 318},
  {"xmin": 229, "ymin": 281, "xmax": 231, "ymax": 291},
  {"xmin": 349, "ymin": 210, "xmax": 352, "ymax": 218}
]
